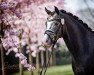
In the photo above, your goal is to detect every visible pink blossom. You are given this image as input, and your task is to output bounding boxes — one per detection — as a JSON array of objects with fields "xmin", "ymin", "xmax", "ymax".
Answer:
[
  {"xmin": 15, "ymin": 53, "xmax": 20, "ymax": 57},
  {"xmin": 21, "ymin": 59, "xmax": 27, "ymax": 65},
  {"xmin": 20, "ymin": 39, "xmax": 27, "ymax": 46},
  {"xmin": 24, "ymin": 64, "xmax": 30, "ymax": 68},
  {"xmin": 6, "ymin": 47, "xmax": 18, "ymax": 55},
  {"xmin": 32, "ymin": 51, "xmax": 36, "ymax": 57},
  {"xmin": 26, "ymin": 50, "xmax": 30, "ymax": 54},
  {"xmin": 27, "ymin": 65, "xmax": 35, "ymax": 71},
  {"xmin": 6, "ymin": 48, "xmax": 12, "ymax": 55},
  {"xmin": 39, "ymin": 46, "xmax": 45, "ymax": 51},
  {"xmin": 18, "ymin": 53, "xmax": 27, "ymax": 60},
  {"xmin": 12, "ymin": 47, "xmax": 18, "ymax": 53},
  {"xmin": 30, "ymin": 45, "xmax": 37, "ymax": 51}
]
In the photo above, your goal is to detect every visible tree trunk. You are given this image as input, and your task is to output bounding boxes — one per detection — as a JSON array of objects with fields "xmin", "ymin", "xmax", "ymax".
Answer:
[
  {"xmin": 29, "ymin": 52, "xmax": 33, "ymax": 75},
  {"xmin": 19, "ymin": 45, "xmax": 24, "ymax": 75},
  {"xmin": 0, "ymin": 0, "xmax": 5, "ymax": 73},
  {"xmin": 19, "ymin": 62, "xmax": 23, "ymax": 75},
  {"xmin": 41, "ymin": 51, "xmax": 44, "ymax": 67},
  {"xmin": 0, "ymin": 43, "xmax": 5, "ymax": 75},
  {"xmin": 36, "ymin": 52, "xmax": 39, "ymax": 75},
  {"xmin": 28, "ymin": 30, "xmax": 34, "ymax": 75},
  {"xmin": 19, "ymin": 32, "xmax": 24, "ymax": 75}
]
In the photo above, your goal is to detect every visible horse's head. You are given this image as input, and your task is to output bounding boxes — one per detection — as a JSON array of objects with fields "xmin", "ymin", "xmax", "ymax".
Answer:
[{"xmin": 42, "ymin": 6, "xmax": 64, "ymax": 48}]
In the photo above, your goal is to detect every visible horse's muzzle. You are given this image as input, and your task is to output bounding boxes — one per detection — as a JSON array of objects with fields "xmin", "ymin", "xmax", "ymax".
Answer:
[{"xmin": 42, "ymin": 34, "xmax": 52, "ymax": 48}]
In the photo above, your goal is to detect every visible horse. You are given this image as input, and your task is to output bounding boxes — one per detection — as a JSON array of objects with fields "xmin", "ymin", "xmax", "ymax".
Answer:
[{"xmin": 42, "ymin": 6, "xmax": 94, "ymax": 75}]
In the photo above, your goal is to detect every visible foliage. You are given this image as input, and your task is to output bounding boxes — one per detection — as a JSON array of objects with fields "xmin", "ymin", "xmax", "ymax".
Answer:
[
  {"xmin": 59, "ymin": 45, "xmax": 71, "ymax": 57},
  {"xmin": 56, "ymin": 45, "xmax": 72, "ymax": 65}
]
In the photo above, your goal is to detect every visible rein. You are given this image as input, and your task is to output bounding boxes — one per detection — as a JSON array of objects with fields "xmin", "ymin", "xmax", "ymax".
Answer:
[
  {"xmin": 40, "ymin": 18, "xmax": 62, "ymax": 75},
  {"xmin": 40, "ymin": 44, "xmax": 54, "ymax": 75},
  {"xmin": 40, "ymin": 27, "xmax": 59, "ymax": 75}
]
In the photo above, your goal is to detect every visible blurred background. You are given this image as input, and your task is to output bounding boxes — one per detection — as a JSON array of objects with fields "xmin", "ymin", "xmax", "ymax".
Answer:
[{"xmin": 0, "ymin": 0, "xmax": 94, "ymax": 75}]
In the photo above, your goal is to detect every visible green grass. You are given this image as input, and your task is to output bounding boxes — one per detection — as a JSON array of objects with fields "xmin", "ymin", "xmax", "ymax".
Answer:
[{"xmin": 13, "ymin": 64, "xmax": 74, "ymax": 75}]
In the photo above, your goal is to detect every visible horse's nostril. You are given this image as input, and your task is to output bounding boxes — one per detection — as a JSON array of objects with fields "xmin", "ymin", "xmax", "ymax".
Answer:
[{"xmin": 46, "ymin": 39, "xmax": 48, "ymax": 42}]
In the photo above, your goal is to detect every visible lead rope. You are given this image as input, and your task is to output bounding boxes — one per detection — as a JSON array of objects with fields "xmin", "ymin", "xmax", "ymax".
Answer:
[{"xmin": 40, "ymin": 44, "xmax": 54, "ymax": 75}]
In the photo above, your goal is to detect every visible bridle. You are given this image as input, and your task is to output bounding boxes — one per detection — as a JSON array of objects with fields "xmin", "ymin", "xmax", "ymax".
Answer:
[
  {"xmin": 40, "ymin": 18, "xmax": 63, "ymax": 75},
  {"xmin": 44, "ymin": 18, "xmax": 63, "ymax": 45},
  {"xmin": 44, "ymin": 30, "xmax": 56, "ymax": 44}
]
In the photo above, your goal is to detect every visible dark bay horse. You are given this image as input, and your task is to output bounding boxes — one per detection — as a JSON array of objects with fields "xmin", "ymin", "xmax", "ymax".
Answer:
[{"xmin": 42, "ymin": 6, "xmax": 94, "ymax": 75}]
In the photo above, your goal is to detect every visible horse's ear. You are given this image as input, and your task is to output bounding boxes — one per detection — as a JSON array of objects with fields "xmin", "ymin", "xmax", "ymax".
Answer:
[
  {"xmin": 54, "ymin": 6, "xmax": 59, "ymax": 15},
  {"xmin": 45, "ymin": 7, "xmax": 52, "ymax": 15}
]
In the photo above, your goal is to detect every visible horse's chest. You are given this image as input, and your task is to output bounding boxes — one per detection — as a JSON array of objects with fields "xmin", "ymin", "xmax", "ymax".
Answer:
[{"xmin": 72, "ymin": 56, "xmax": 94, "ymax": 75}]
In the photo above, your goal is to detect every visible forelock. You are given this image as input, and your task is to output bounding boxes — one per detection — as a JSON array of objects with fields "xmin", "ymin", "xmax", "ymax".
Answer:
[{"xmin": 47, "ymin": 12, "xmax": 60, "ymax": 21}]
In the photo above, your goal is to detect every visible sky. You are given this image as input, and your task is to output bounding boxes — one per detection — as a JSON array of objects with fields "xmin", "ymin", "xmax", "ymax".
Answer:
[{"xmin": 64, "ymin": 0, "xmax": 94, "ymax": 13}]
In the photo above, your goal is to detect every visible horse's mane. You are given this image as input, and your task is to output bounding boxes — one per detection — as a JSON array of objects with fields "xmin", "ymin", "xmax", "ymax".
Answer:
[{"xmin": 60, "ymin": 10, "xmax": 94, "ymax": 32}]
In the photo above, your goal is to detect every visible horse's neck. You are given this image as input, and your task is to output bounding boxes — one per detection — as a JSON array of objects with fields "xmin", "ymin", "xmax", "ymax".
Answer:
[{"xmin": 61, "ymin": 14, "xmax": 91, "ymax": 60}]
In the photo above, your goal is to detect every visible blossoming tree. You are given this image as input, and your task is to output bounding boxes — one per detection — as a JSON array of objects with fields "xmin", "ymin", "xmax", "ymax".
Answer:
[{"xmin": 0, "ymin": 0, "xmax": 64, "ymax": 75}]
